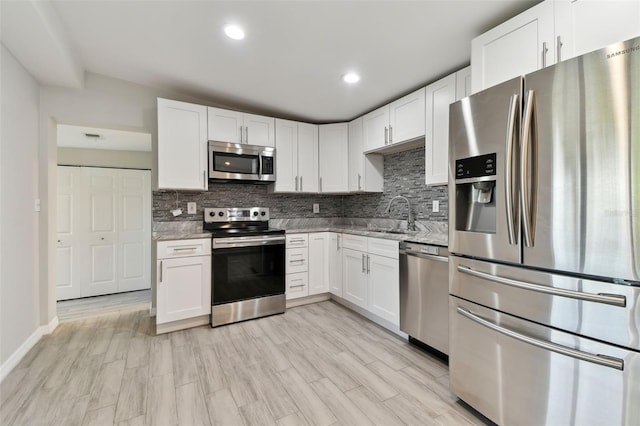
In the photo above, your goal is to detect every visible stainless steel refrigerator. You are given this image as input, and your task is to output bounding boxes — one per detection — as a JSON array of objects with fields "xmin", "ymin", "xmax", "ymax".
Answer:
[{"xmin": 448, "ymin": 37, "xmax": 640, "ymax": 425}]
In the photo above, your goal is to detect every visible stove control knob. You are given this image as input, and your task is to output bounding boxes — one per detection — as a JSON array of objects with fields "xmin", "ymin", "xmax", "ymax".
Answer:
[
  {"xmin": 218, "ymin": 212, "xmax": 224, "ymax": 217},
  {"xmin": 253, "ymin": 211, "xmax": 259, "ymax": 217},
  {"xmin": 260, "ymin": 211, "xmax": 266, "ymax": 216},
  {"xmin": 208, "ymin": 211, "xmax": 215, "ymax": 217}
]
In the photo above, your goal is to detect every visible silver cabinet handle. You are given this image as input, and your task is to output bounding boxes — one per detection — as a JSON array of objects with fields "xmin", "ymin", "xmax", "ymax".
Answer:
[
  {"xmin": 505, "ymin": 93, "xmax": 519, "ymax": 246},
  {"xmin": 362, "ymin": 253, "xmax": 366, "ymax": 273},
  {"xmin": 358, "ymin": 174, "xmax": 362, "ymax": 190},
  {"xmin": 240, "ymin": 126, "xmax": 244, "ymax": 143},
  {"xmin": 289, "ymin": 238, "xmax": 305, "ymax": 243},
  {"xmin": 384, "ymin": 126, "xmax": 389, "ymax": 145},
  {"xmin": 336, "ymin": 235, "xmax": 340, "ymax": 250},
  {"xmin": 245, "ymin": 126, "xmax": 249, "ymax": 143},
  {"xmin": 456, "ymin": 306, "xmax": 624, "ymax": 370},
  {"xmin": 203, "ymin": 170, "xmax": 207, "ymax": 188},
  {"xmin": 556, "ymin": 36, "xmax": 563, "ymax": 63},
  {"xmin": 289, "ymin": 284, "xmax": 305, "ymax": 289},
  {"xmin": 300, "ymin": 176, "xmax": 303, "ymax": 191},
  {"xmin": 457, "ymin": 265, "xmax": 626, "ymax": 307},
  {"xmin": 319, "ymin": 177, "xmax": 322, "ymax": 192},
  {"xmin": 521, "ymin": 90, "xmax": 537, "ymax": 247},
  {"xmin": 389, "ymin": 126, "xmax": 393, "ymax": 143},
  {"xmin": 542, "ymin": 41, "xmax": 548, "ymax": 68},
  {"xmin": 172, "ymin": 247, "xmax": 197, "ymax": 251},
  {"xmin": 367, "ymin": 254, "xmax": 370, "ymax": 273},
  {"xmin": 159, "ymin": 261, "xmax": 163, "ymax": 283},
  {"xmin": 295, "ymin": 176, "xmax": 299, "ymax": 191},
  {"xmin": 289, "ymin": 259, "xmax": 305, "ymax": 264}
]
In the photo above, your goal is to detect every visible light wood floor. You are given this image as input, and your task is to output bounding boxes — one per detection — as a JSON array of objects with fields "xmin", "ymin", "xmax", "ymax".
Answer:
[
  {"xmin": 1, "ymin": 301, "xmax": 487, "ymax": 426},
  {"xmin": 57, "ymin": 290, "xmax": 151, "ymax": 323}
]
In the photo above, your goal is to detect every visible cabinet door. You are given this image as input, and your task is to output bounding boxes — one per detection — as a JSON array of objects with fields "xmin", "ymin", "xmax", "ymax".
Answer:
[
  {"xmin": 308, "ymin": 233, "xmax": 329, "ymax": 295},
  {"xmin": 455, "ymin": 66, "xmax": 472, "ymax": 101},
  {"xmin": 342, "ymin": 248, "xmax": 368, "ymax": 309},
  {"xmin": 274, "ymin": 119, "xmax": 298, "ymax": 192},
  {"xmin": 286, "ymin": 247, "xmax": 308, "ymax": 274},
  {"xmin": 244, "ymin": 113, "xmax": 275, "ymax": 147},
  {"xmin": 297, "ymin": 122, "xmax": 319, "ymax": 193},
  {"xmin": 425, "ymin": 73, "xmax": 456, "ymax": 186},
  {"xmin": 555, "ymin": 0, "xmax": 640, "ymax": 62},
  {"xmin": 158, "ymin": 98, "xmax": 208, "ymax": 190},
  {"xmin": 157, "ymin": 255, "xmax": 211, "ymax": 324},
  {"xmin": 362, "ymin": 105, "xmax": 390, "ymax": 152},
  {"xmin": 207, "ymin": 107, "xmax": 243, "ymax": 144},
  {"xmin": 389, "ymin": 87, "xmax": 425, "ymax": 144},
  {"xmin": 348, "ymin": 118, "xmax": 383, "ymax": 193},
  {"xmin": 328, "ymin": 233, "xmax": 343, "ymax": 297},
  {"xmin": 319, "ymin": 123, "xmax": 348, "ymax": 193},
  {"xmin": 471, "ymin": 1, "xmax": 554, "ymax": 93},
  {"xmin": 367, "ymin": 254, "xmax": 400, "ymax": 325},
  {"xmin": 286, "ymin": 272, "xmax": 309, "ymax": 300}
]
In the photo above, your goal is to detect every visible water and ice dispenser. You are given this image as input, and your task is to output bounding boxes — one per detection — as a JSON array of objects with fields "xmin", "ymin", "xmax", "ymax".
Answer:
[{"xmin": 454, "ymin": 153, "xmax": 497, "ymax": 234}]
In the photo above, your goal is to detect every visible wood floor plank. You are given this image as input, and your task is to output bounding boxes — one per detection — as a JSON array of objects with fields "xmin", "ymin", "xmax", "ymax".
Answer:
[
  {"xmin": 176, "ymin": 382, "xmax": 212, "ymax": 426},
  {"xmin": 86, "ymin": 327, "xmax": 116, "ymax": 356},
  {"xmin": 334, "ymin": 352, "xmax": 398, "ymax": 401},
  {"xmin": 193, "ymin": 344, "xmax": 228, "ymax": 395},
  {"xmin": 302, "ymin": 349, "xmax": 359, "ymax": 393},
  {"xmin": 350, "ymin": 333, "xmax": 411, "ymax": 370},
  {"xmin": 49, "ymin": 394, "xmax": 91, "ymax": 426},
  {"xmin": 126, "ymin": 335, "xmax": 152, "ymax": 369},
  {"xmin": 344, "ymin": 386, "xmax": 404, "ymax": 426},
  {"xmin": 172, "ymin": 343, "xmax": 199, "ymax": 386},
  {"xmin": 82, "ymin": 405, "xmax": 116, "ymax": 426},
  {"xmin": 114, "ymin": 366, "xmax": 149, "ymax": 423},
  {"xmin": 88, "ymin": 359, "xmax": 126, "ymax": 411},
  {"xmin": 255, "ymin": 335, "xmax": 293, "ymax": 372},
  {"xmin": 149, "ymin": 337, "xmax": 173, "ymax": 377},
  {"xmin": 277, "ymin": 367, "xmax": 336, "ymax": 426},
  {"xmin": 146, "ymin": 373, "xmax": 177, "ymax": 426},
  {"xmin": 276, "ymin": 412, "xmax": 311, "ymax": 426},
  {"xmin": 60, "ymin": 353, "xmax": 106, "ymax": 400},
  {"xmin": 206, "ymin": 388, "xmax": 244, "ymax": 426},
  {"xmin": 240, "ymin": 399, "xmax": 278, "ymax": 426},
  {"xmin": 310, "ymin": 377, "xmax": 371, "ymax": 426},
  {"xmin": 244, "ymin": 363, "xmax": 298, "ymax": 420},
  {"xmin": 384, "ymin": 393, "xmax": 439, "ymax": 425},
  {"xmin": 104, "ymin": 330, "xmax": 133, "ymax": 363}
]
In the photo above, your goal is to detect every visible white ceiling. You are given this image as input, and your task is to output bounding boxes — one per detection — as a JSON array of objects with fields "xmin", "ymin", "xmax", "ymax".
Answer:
[
  {"xmin": 57, "ymin": 125, "xmax": 152, "ymax": 151},
  {"xmin": 3, "ymin": 0, "xmax": 540, "ymax": 123}
]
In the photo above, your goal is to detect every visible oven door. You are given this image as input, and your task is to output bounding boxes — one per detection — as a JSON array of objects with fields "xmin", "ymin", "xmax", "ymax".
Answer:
[{"xmin": 212, "ymin": 235, "xmax": 285, "ymax": 306}]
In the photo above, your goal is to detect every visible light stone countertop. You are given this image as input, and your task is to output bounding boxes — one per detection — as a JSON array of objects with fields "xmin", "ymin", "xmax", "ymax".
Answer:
[
  {"xmin": 282, "ymin": 226, "xmax": 448, "ymax": 246},
  {"xmin": 153, "ymin": 231, "xmax": 212, "ymax": 241}
]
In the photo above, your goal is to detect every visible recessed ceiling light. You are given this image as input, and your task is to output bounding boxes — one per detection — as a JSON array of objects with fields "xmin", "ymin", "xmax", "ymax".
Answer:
[
  {"xmin": 224, "ymin": 25, "xmax": 245, "ymax": 40},
  {"xmin": 343, "ymin": 73, "xmax": 360, "ymax": 84}
]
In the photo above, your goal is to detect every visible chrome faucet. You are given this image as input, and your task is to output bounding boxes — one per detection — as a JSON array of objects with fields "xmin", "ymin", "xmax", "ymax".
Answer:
[{"xmin": 386, "ymin": 195, "xmax": 415, "ymax": 231}]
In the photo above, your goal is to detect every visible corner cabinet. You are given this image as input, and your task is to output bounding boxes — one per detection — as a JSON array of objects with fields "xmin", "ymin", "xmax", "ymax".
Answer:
[
  {"xmin": 273, "ymin": 119, "xmax": 318, "ymax": 193},
  {"xmin": 348, "ymin": 117, "xmax": 383, "ymax": 192},
  {"xmin": 319, "ymin": 123, "xmax": 348, "ymax": 193},
  {"xmin": 207, "ymin": 107, "xmax": 275, "ymax": 147},
  {"xmin": 156, "ymin": 238, "xmax": 211, "ymax": 328},
  {"xmin": 157, "ymin": 98, "xmax": 208, "ymax": 190},
  {"xmin": 328, "ymin": 233, "xmax": 343, "ymax": 297}
]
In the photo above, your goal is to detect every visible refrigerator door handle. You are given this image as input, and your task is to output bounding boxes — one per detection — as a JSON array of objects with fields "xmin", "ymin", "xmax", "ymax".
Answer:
[
  {"xmin": 456, "ymin": 306, "xmax": 624, "ymax": 370},
  {"xmin": 505, "ymin": 94, "xmax": 519, "ymax": 245},
  {"xmin": 521, "ymin": 89, "xmax": 537, "ymax": 247},
  {"xmin": 457, "ymin": 265, "xmax": 627, "ymax": 307}
]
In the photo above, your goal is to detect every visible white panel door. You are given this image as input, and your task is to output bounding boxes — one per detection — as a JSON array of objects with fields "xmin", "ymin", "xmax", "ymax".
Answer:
[
  {"xmin": 342, "ymin": 248, "xmax": 367, "ymax": 309},
  {"xmin": 118, "ymin": 169, "xmax": 151, "ymax": 292},
  {"xmin": 297, "ymin": 123, "xmax": 319, "ymax": 193},
  {"xmin": 425, "ymin": 73, "xmax": 457, "ymax": 186},
  {"xmin": 362, "ymin": 105, "xmax": 390, "ymax": 152},
  {"xmin": 367, "ymin": 254, "xmax": 400, "ymax": 325},
  {"xmin": 207, "ymin": 106, "xmax": 243, "ymax": 143},
  {"xmin": 84, "ymin": 168, "xmax": 118, "ymax": 297},
  {"xmin": 328, "ymin": 233, "xmax": 343, "ymax": 297},
  {"xmin": 157, "ymin": 98, "xmax": 208, "ymax": 190},
  {"xmin": 389, "ymin": 87, "xmax": 426, "ymax": 144},
  {"xmin": 157, "ymin": 255, "xmax": 211, "ymax": 324},
  {"xmin": 308, "ymin": 233, "xmax": 329, "ymax": 295},
  {"xmin": 471, "ymin": 1, "xmax": 554, "ymax": 93},
  {"xmin": 56, "ymin": 166, "xmax": 83, "ymax": 300},
  {"xmin": 274, "ymin": 119, "xmax": 298, "ymax": 192},
  {"xmin": 243, "ymin": 113, "xmax": 275, "ymax": 147},
  {"xmin": 318, "ymin": 123, "xmax": 348, "ymax": 193}
]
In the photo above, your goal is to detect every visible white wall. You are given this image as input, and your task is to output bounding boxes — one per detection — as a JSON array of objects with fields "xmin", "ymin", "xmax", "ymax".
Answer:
[
  {"xmin": 0, "ymin": 45, "xmax": 41, "ymax": 367},
  {"xmin": 57, "ymin": 147, "xmax": 152, "ymax": 169}
]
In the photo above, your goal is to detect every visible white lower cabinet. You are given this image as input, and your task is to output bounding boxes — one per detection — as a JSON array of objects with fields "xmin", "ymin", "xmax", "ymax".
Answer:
[
  {"xmin": 286, "ymin": 272, "xmax": 309, "ymax": 299},
  {"xmin": 286, "ymin": 233, "xmax": 309, "ymax": 299},
  {"xmin": 341, "ymin": 235, "xmax": 400, "ymax": 325},
  {"xmin": 308, "ymin": 233, "xmax": 330, "ymax": 295},
  {"xmin": 156, "ymin": 238, "xmax": 211, "ymax": 325},
  {"xmin": 328, "ymin": 233, "xmax": 343, "ymax": 297}
]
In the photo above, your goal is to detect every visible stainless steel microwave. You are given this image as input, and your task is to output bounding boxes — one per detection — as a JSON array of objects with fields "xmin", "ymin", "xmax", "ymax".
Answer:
[{"xmin": 208, "ymin": 141, "xmax": 275, "ymax": 183}]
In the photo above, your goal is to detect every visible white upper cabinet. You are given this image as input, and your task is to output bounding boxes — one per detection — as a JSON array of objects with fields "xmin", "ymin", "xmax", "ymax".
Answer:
[
  {"xmin": 425, "ymin": 73, "xmax": 457, "ymax": 186},
  {"xmin": 319, "ymin": 123, "xmax": 348, "ymax": 193},
  {"xmin": 348, "ymin": 117, "xmax": 383, "ymax": 193},
  {"xmin": 554, "ymin": 0, "xmax": 640, "ymax": 62},
  {"xmin": 362, "ymin": 88, "xmax": 426, "ymax": 152},
  {"xmin": 208, "ymin": 107, "xmax": 275, "ymax": 147},
  {"xmin": 471, "ymin": 1, "xmax": 555, "ymax": 93},
  {"xmin": 274, "ymin": 119, "xmax": 318, "ymax": 193},
  {"xmin": 388, "ymin": 87, "xmax": 426, "ymax": 144},
  {"xmin": 157, "ymin": 98, "xmax": 208, "ymax": 191},
  {"xmin": 455, "ymin": 66, "xmax": 472, "ymax": 101}
]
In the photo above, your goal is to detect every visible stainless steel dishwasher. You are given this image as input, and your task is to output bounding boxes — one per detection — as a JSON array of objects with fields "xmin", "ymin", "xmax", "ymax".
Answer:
[{"xmin": 399, "ymin": 241, "xmax": 449, "ymax": 355}]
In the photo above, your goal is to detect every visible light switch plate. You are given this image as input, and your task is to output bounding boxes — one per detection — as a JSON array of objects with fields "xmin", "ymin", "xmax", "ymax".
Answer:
[
  {"xmin": 432, "ymin": 200, "xmax": 440, "ymax": 213},
  {"xmin": 313, "ymin": 203, "xmax": 320, "ymax": 214},
  {"xmin": 187, "ymin": 202, "xmax": 196, "ymax": 214}
]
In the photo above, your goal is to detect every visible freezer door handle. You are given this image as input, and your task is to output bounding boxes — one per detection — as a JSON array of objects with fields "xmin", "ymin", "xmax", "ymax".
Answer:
[
  {"xmin": 457, "ymin": 265, "xmax": 627, "ymax": 307},
  {"xmin": 456, "ymin": 306, "xmax": 624, "ymax": 370},
  {"xmin": 505, "ymin": 93, "xmax": 519, "ymax": 245},
  {"xmin": 521, "ymin": 90, "xmax": 538, "ymax": 247}
]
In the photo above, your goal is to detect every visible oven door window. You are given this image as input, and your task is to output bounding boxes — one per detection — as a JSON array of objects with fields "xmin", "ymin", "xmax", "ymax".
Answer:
[
  {"xmin": 213, "ymin": 244, "xmax": 285, "ymax": 305},
  {"xmin": 213, "ymin": 152, "xmax": 259, "ymax": 174}
]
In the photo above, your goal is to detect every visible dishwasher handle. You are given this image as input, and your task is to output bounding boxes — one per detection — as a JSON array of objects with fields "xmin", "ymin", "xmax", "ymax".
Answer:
[{"xmin": 399, "ymin": 249, "xmax": 448, "ymax": 263}]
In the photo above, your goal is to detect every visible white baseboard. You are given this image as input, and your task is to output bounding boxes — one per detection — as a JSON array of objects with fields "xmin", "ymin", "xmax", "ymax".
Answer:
[{"xmin": 0, "ymin": 316, "xmax": 59, "ymax": 383}]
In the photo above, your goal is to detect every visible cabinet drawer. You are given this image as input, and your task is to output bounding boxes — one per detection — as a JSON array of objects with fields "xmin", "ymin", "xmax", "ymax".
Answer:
[
  {"xmin": 342, "ymin": 234, "xmax": 368, "ymax": 252},
  {"xmin": 157, "ymin": 238, "xmax": 211, "ymax": 259},
  {"xmin": 286, "ymin": 233, "xmax": 308, "ymax": 248},
  {"xmin": 286, "ymin": 272, "xmax": 309, "ymax": 299},
  {"xmin": 286, "ymin": 247, "xmax": 308, "ymax": 274},
  {"xmin": 367, "ymin": 237, "xmax": 399, "ymax": 259}
]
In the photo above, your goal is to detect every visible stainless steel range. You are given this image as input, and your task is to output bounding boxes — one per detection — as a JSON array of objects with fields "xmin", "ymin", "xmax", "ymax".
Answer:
[{"xmin": 204, "ymin": 207, "xmax": 285, "ymax": 327}]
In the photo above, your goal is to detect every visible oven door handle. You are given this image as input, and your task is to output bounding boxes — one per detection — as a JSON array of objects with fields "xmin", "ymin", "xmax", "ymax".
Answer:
[{"xmin": 213, "ymin": 235, "xmax": 285, "ymax": 249}]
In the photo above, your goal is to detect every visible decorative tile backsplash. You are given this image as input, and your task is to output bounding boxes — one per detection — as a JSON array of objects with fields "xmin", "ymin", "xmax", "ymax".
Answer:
[{"xmin": 153, "ymin": 146, "xmax": 448, "ymax": 224}]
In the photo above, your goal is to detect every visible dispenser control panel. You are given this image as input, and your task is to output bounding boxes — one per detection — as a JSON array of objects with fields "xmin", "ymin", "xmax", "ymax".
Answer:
[{"xmin": 455, "ymin": 153, "xmax": 496, "ymax": 179}]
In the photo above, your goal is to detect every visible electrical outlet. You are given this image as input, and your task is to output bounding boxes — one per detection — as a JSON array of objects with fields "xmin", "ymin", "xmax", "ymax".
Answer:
[
  {"xmin": 432, "ymin": 200, "xmax": 440, "ymax": 213},
  {"xmin": 187, "ymin": 202, "xmax": 196, "ymax": 214},
  {"xmin": 313, "ymin": 203, "xmax": 320, "ymax": 214}
]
